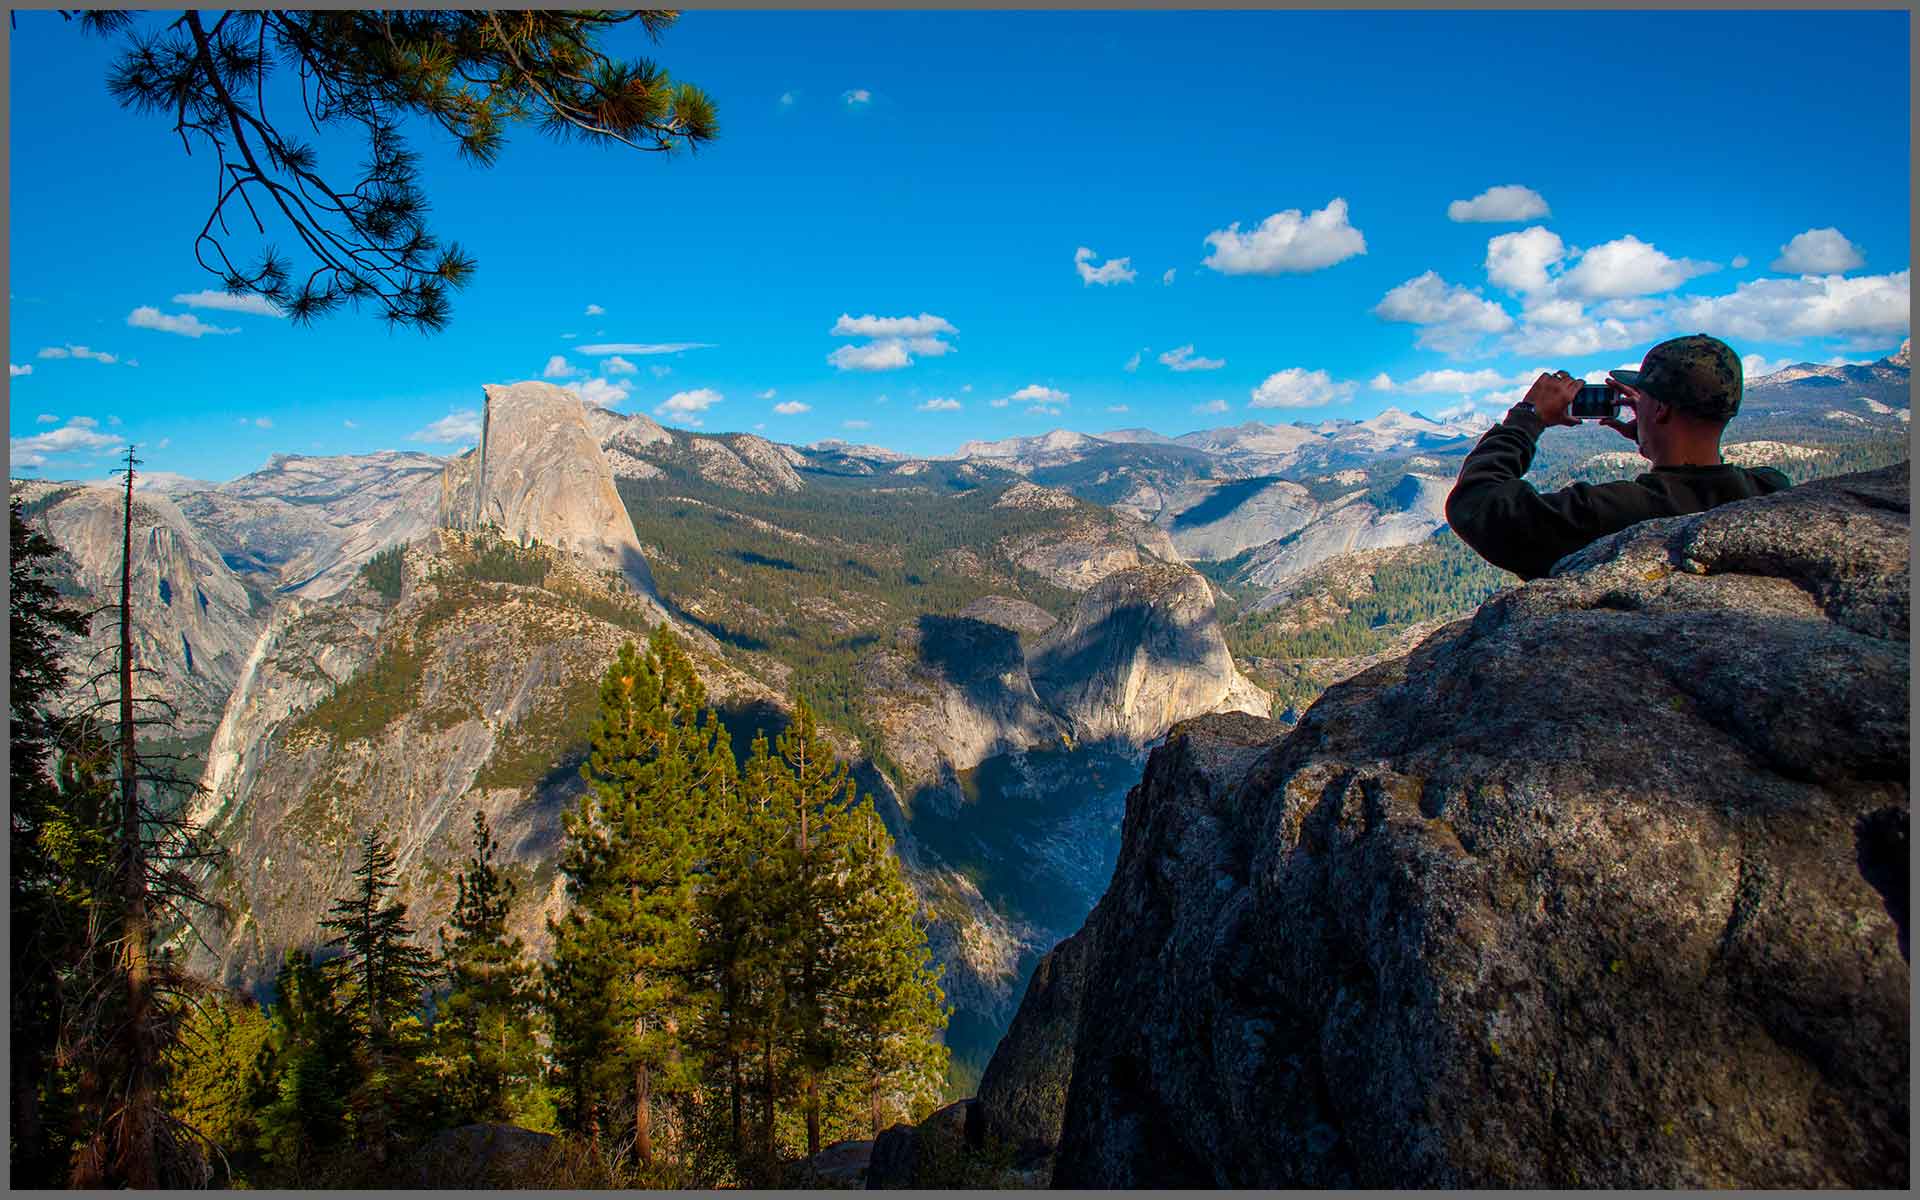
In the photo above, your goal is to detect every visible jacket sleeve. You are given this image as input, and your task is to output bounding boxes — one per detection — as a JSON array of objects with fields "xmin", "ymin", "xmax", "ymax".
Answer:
[{"xmin": 1445, "ymin": 405, "xmax": 1657, "ymax": 580}]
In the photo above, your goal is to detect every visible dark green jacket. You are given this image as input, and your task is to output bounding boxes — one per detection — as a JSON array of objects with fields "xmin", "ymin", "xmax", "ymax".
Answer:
[{"xmin": 1445, "ymin": 404, "xmax": 1793, "ymax": 580}]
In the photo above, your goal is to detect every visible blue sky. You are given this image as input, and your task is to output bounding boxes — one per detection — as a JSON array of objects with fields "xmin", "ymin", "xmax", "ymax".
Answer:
[{"xmin": 8, "ymin": 9, "xmax": 1911, "ymax": 482}]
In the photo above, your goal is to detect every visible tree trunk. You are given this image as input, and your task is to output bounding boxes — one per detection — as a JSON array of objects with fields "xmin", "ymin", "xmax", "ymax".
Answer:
[
  {"xmin": 634, "ymin": 1062, "xmax": 654, "ymax": 1168},
  {"xmin": 114, "ymin": 448, "xmax": 158, "ymax": 1189},
  {"xmin": 870, "ymin": 1071, "xmax": 882, "ymax": 1138},
  {"xmin": 805, "ymin": 1068, "xmax": 820, "ymax": 1158},
  {"xmin": 729, "ymin": 1049, "xmax": 744, "ymax": 1157},
  {"xmin": 761, "ymin": 1034, "xmax": 776, "ymax": 1166}
]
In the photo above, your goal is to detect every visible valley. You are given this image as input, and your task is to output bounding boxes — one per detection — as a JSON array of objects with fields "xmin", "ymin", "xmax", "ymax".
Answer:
[{"xmin": 10, "ymin": 346, "xmax": 1910, "ymax": 1096}]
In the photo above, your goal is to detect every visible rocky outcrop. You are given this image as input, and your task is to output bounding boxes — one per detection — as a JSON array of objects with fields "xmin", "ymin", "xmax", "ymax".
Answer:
[
  {"xmin": 12, "ymin": 479, "xmax": 265, "ymax": 736},
  {"xmin": 993, "ymin": 486, "xmax": 1183, "ymax": 591},
  {"xmin": 437, "ymin": 382, "xmax": 654, "ymax": 593},
  {"xmin": 979, "ymin": 464, "xmax": 1909, "ymax": 1188},
  {"xmin": 1155, "ymin": 475, "xmax": 1319, "ymax": 561},
  {"xmin": 583, "ymin": 404, "xmax": 673, "ymax": 483},
  {"xmin": 1030, "ymin": 563, "xmax": 1270, "ymax": 744}
]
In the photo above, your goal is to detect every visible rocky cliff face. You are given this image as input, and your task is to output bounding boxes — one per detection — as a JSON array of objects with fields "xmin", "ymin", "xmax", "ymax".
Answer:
[
  {"xmin": 1234, "ymin": 473, "xmax": 1451, "ymax": 591},
  {"xmin": 12, "ymin": 480, "xmax": 265, "ymax": 736},
  {"xmin": 180, "ymin": 451, "xmax": 446, "ymax": 597},
  {"xmin": 1030, "ymin": 562, "xmax": 1270, "ymax": 745},
  {"xmin": 437, "ymin": 382, "xmax": 655, "ymax": 593},
  {"xmin": 188, "ymin": 532, "xmax": 765, "ymax": 986},
  {"xmin": 969, "ymin": 464, "xmax": 1909, "ymax": 1188}
]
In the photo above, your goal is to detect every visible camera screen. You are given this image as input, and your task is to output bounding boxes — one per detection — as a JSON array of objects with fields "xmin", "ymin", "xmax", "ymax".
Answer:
[{"xmin": 1570, "ymin": 384, "xmax": 1616, "ymax": 419}]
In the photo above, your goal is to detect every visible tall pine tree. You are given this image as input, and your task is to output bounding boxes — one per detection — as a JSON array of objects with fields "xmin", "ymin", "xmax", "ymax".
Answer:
[
  {"xmin": 547, "ymin": 626, "xmax": 734, "ymax": 1168},
  {"xmin": 436, "ymin": 809, "xmax": 538, "ymax": 1124}
]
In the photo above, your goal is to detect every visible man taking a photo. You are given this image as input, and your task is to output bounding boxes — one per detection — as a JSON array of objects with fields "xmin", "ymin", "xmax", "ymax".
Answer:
[{"xmin": 1446, "ymin": 333, "xmax": 1792, "ymax": 580}]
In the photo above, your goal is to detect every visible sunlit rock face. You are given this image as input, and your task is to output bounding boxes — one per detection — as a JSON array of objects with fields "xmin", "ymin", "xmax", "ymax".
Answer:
[
  {"xmin": 436, "ymin": 381, "xmax": 655, "ymax": 594},
  {"xmin": 1030, "ymin": 562, "xmax": 1270, "ymax": 746}
]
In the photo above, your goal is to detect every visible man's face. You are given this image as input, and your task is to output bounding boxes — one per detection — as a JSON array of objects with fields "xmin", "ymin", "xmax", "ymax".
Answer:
[{"xmin": 1615, "ymin": 382, "xmax": 1658, "ymax": 458}]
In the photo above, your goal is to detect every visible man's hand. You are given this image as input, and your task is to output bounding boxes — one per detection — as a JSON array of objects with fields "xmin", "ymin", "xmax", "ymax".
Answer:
[
  {"xmin": 1600, "ymin": 378, "xmax": 1640, "ymax": 443},
  {"xmin": 1524, "ymin": 370, "xmax": 1581, "ymax": 428}
]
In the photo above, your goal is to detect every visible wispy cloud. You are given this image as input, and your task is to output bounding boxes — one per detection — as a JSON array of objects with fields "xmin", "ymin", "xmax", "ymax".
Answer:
[
  {"xmin": 1162, "ymin": 268, "xmax": 1176, "ymax": 286},
  {"xmin": 1249, "ymin": 367, "xmax": 1355, "ymax": 409},
  {"xmin": 779, "ymin": 91, "xmax": 796, "ymax": 107},
  {"xmin": 843, "ymin": 418, "xmax": 872, "ymax": 430},
  {"xmin": 410, "ymin": 410, "xmax": 483, "ymax": 444},
  {"xmin": 36, "ymin": 412, "xmax": 57, "ymax": 422},
  {"xmin": 172, "ymin": 289, "xmax": 283, "ymax": 317},
  {"xmin": 1124, "ymin": 350, "xmax": 1143, "ymax": 372},
  {"xmin": 343, "ymin": 419, "xmax": 359, "ymax": 429},
  {"xmin": 655, "ymin": 387, "xmax": 723, "ymax": 425},
  {"xmin": 1194, "ymin": 399, "xmax": 1229, "ymax": 414},
  {"xmin": 1074, "ymin": 246, "xmax": 1136, "ymax": 286},
  {"xmin": 10, "ymin": 363, "xmax": 31, "ymax": 377},
  {"xmin": 543, "ymin": 354, "xmax": 581, "ymax": 379},
  {"xmin": 11, "ymin": 416, "xmax": 121, "ymax": 463},
  {"xmin": 1158, "ymin": 344, "xmax": 1226, "ymax": 372},
  {"xmin": 1106, "ymin": 404, "xmax": 1130, "ymax": 413},
  {"xmin": 1772, "ymin": 227, "xmax": 1865, "ymax": 274},
  {"xmin": 917, "ymin": 397, "xmax": 962, "ymax": 412},
  {"xmin": 1447, "ymin": 184, "xmax": 1550, "ymax": 223},
  {"xmin": 584, "ymin": 303, "xmax": 606, "ymax": 316},
  {"xmin": 1203, "ymin": 197, "xmax": 1366, "ymax": 275},
  {"xmin": 576, "ymin": 341, "xmax": 711, "ymax": 355},
  {"xmin": 37, "ymin": 344, "xmax": 119, "ymax": 363},
  {"xmin": 128, "ymin": 306, "xmax": 239, "ymax": 337},
  {"xmin": 773, "ymin": 400, "xmax": 810, "ymax": 415},
  {"xmin": 843, "ymin": 88, "xmax": 872, "ymax": 106},
  {"xmin": 602, "ymin": 356, "xmax": 637, "ymax": 376},
  {"xmin": 757, "ymin": 388, "xmax": 777, "ymax": 400}
]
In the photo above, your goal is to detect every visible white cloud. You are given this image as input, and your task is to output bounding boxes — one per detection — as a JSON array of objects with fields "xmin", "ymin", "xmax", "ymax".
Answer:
[
  {"xmin": 773, "ymin": 400, "xmax": 810, "ymax": 415},
  {"xmin": 843, "ymin": 418, "xmax": 872, "ymax": 430},
  {"xmin": 757, "ymin": 388, "xmax": 777, "ymax": 400},
  {"xmin": 1431, "ymin": 398, "xmax": 1480, "ymax": 421},
  {"xmin": 36, "ymin": 412, "xmax": 56, "ymax": 422},
  {"xmin": 1667, "ymin": 270, "xmax": 1909, "ymax": 342},
  {"xmin": 905, "ymin": 336, "xmax": 954, "ymax": 357},
  {"xmin": 961, "ymin": 384, "xmax": 972, "ymax": 392},
  {"xmin": 828, "ymin": 340, "xmax": 913, "ymax": 371},
  {"xmin": 1393, "ymin": 367, "xmax": 1519, "ymax": 394},
  {"xmin": 577, "ymin": 341, "xmax": 711, "ymax": 355},
  {"xmin": 1741, "ymin": 353, "xmax": 1791, "ymax": 380},
  {"xmin": 1558, "ymin": 235, "xmax": 1717, "ymax": 300},
  {"xmin": 10, "ymin": 363, "xmax": 30, "ymax": 377},
  {"xmin": 843, "ymin": 88, "xmax": 872, "ymax": 106},
  {"xmin": 38, "ymin": 344, "xmax": 119, "ymax": 363},
  {"xmin": 1771, "ymin": 227, "xmax": 1865, "ymax": 275},
  {"xmin": 1203, "ymin": 197, "xmax": 1366, "ymax": 275},
  {"xmin": 917, "ymin": 397, "xmax": 962, "ymax": 412},
  {"xmin": 343, "ymin": 419, "xmax": 359, "ymax": 429},
  {"xmin": 561, "ymin": 332, "xmax": 577, "ymax": 339},
  {"xmin": 253, "ymin": 417, "xmax": 274, "ymax": 429},
  {"xmin": 1124, "ymin": 350, "xmax": 1143, "ymax": 373},
  {"xmin": 411, "ymin": 410, "xmax": 483, "ymax": 443},
  {"xmin": 1074, "ymin": 246, "xmax": 1136, "ymax": 286},
  {"xmin": 1731, "ymin": 255, "xmax": 1750, "ymax": 270},
  {"xmin": 779, "ymin": 91, "xmax": 796, "ymax": 107},
  {"xmin": 989, "ymin": 397, "xmax": 1009, "ymax": 408},
  {"xmin": 1026, "ymin": 405, "xmax": 1064, "ymax": 417},
  {"xmin": 584, "ymin": 303, "xmax": 606, "ymax": 316},
  {"xmin": 1158, "ymin": 344, "xmax": 1225, "ymax": 372},
  {"xmin": 1447, "ymin": 184, "xmax": 1550, "ymax": 223},
  {"xmin": 172, "ymin": 289, "xmax": 283, "ymax": 317},
  {"xmin": 1505, "ymin": 314, "xmax": 1638, "ymax": 357},
  {"xmin": 1194, "ymin": 399, "xmax": 1229, "ymax": 414},
  {"xmin": 127, "ymin": 306, "xmax": 238, "ymax": 337},
  {"xmin": 543, "ymin": 354, "xmax": 581, "ymax": 379},
  {"xmin": 1594, "ymin": 297, "xmax": 1661, "ymax": 320},
  {"xmin": 1162, "ymin": 268, "xmax": 1176, "ymax": 286},
  {"xmin": 1369, "ymin": 372, "xmax": 1394, "ymax": 391},
  {"xmin": 650, "ymin": 365, "xmax": 672, "ymax": 378},
  {"xmin": 1485, "ymin": 226, "xmax": 1566, "ymax": 294},
  {"xmin": 832, "ymin": 313, "xmax": 957, "ymax": 338},
  {"xmin": 1008, "ymin": 384, "xmax": 1068, "ymax": 406},
  {"xmin": 1372, "ymin": 271, "xmax": 1514, "ymax": 351},
  {"xmin": 575, "ymin": 377, "xmax": 631, "ymax": 409},
  {"xmin": 11, "ymin": 417, "xmax": 121, "ymax": 460},
  {"xmin": 1105, "ymin": 404, "xmax": 1130, "ymax": 413},
  {"xmin": 1249, "ymin": 367, "xmax": 1354, "ymax": 409},
  {"xmin": 655, "ymin": 388, "xmax": 723, "ymax": 424},
  {"xmin": 603, "ymin": 355, "xmax": 637, "ymax": 376}
]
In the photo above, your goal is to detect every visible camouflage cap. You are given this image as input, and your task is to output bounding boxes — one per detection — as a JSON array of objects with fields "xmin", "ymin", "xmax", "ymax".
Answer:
[{"xmin": 1609, "ymin": 334, "xmax": 1743, "ymax": 423}]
